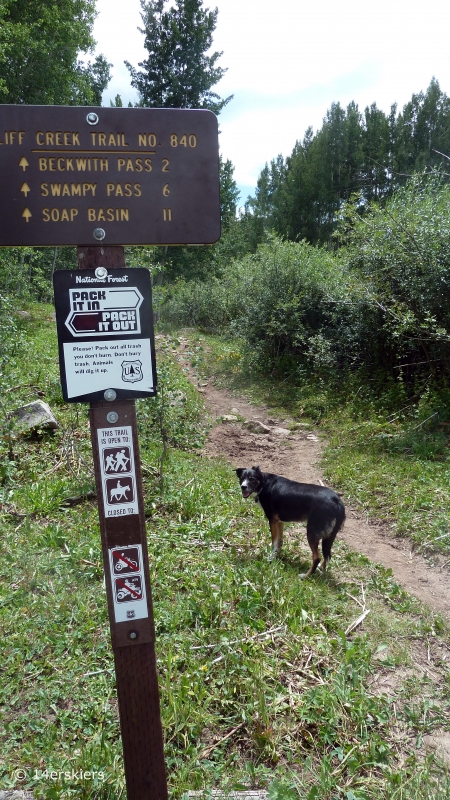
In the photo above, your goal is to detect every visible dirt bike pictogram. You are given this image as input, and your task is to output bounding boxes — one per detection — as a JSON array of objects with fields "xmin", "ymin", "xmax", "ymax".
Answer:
[{"xmin": 115, "ymin": 556, "xmax": 138, "ymax": 571}]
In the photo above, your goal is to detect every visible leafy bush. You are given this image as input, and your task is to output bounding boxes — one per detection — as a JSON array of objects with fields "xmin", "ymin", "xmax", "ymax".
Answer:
[
  {"xmin": 161, "ymin": 235, "xmax": 368, "ymax": 378},
  {"xmin": 0, "ymin": 247, "xmax": 77, "ymax": 301},
  {"xmin": 161, "ymin": 176, "xmax": 450, "ymax": 396},
  {"xmin": 0, "ymin": 293, "xmax": 24, "ymax": 372},
  {"xmin": 343, "ymin": 174, "xmax": 450, "ymax": 384}
]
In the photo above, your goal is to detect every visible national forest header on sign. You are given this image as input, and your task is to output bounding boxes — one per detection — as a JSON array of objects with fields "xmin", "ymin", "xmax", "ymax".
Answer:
[{"xmin": 0, "ymin": 106, "xmax": 220, "ymax": 247}]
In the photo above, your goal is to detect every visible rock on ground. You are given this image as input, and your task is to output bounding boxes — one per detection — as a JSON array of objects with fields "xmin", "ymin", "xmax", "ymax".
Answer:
[{"xmin": 9, "ymin": 401, "xmax": 58, "ymax": 433}]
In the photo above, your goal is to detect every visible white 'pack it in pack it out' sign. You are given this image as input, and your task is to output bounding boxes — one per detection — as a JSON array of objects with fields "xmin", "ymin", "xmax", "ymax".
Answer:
[{"xmin": 53, "ymin": 268, "xmax": 157, "ymax": 402}]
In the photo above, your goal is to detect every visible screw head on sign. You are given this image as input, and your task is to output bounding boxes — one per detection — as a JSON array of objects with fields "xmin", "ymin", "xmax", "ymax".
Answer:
[
  {"xmin": 93, "ymin": 227, "xmax": 106, "ymax": 241},
  {"xmin": 95, "ymin": 266, "xmax": 108, "ymax": 280},
  {"xmin": 106, "ymin": 411, "xmax": 119, "ymax": 423},
  {"xmin": 128, "ymin": 631, "xmax": 138, "ymax": 640},
  {"xmin": 86, "ymin": 112, "xmax": 99, "ymax": 125},
  {"xmin": 104, "ymin": 389, "xmax": 117, "ymax": 401}
]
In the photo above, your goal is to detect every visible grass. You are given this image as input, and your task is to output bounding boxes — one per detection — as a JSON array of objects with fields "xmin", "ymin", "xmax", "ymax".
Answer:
[
  {"xmin": 1, "ymin": 312, "xmax": 450, "ymax": 799},
  {"xmin": 194, "ymin": 333, "xmax": 450, "ymax": 559}
]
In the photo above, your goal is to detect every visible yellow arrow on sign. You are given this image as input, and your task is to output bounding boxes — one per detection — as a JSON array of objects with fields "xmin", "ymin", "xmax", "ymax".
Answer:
[
  {"xmin": 20, "ymin": 182, "xmax": 30, "ymax": 196},
  {"xmin": 19, "ymin": 157, "xmax": 29, "ymax": 171},
  {"xmin": 22, "ymin": 208, "xmax": 32, "ymax": 222}
]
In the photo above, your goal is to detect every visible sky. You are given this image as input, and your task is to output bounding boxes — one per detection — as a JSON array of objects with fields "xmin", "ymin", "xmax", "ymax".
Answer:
[{"xmin": 93, "ymin": 0, "xmax": 450, "ymax": 205}]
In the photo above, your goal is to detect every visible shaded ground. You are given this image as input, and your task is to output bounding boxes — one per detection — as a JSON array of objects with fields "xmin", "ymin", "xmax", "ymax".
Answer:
[{"xmin": 174, "ymin": 336, "xmax": 450, "ymax": 622}]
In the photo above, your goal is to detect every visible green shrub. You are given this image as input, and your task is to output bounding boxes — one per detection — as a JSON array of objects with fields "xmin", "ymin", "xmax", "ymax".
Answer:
[
  {"xmin": 160, "ymin": 235, "xmax": 367, "ymax": 378},
  {"xmin": 343, "ymin": 173, "xmax": 450, "ymax": 384},
  {"xmin": 161, "ymin": 175, "xmax": 450, "ymax": 394}
]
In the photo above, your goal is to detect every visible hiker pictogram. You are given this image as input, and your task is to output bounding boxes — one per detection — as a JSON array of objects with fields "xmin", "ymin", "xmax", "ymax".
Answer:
[
  {"xmin": 106, "ymin": 476, "xmax": 135, "ymax": 505},
  {"xmin": 103, "ymin": 446, "xmax": 132, "ymax": 474},
  {"xmin": 112, "ymin": 547, "xmax": 140, "ymax": 575},
  {"xmin": 114, "ymin": 575, "xmax": 143, "ymax": 603}
]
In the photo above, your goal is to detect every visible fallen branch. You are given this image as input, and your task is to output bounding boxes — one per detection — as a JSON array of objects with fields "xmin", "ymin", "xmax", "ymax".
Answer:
[
  {"xmin": 60, "ymin": 491, "xmax": 96, "ymax": 508},
  {"xmin": 295, "ymin": 667, "xmax": 325, "ymax": 685},
  {"xmin": 345, "ymin": 609, "xmax": 370, "ymax": 635},
  {"xmin": 141, "ymin": 462, "xmax": 159, "ymax": 477},
  {"xmin": 199, "ymin": 722, "xmax": 245, "ymax": 759},
  {"xmin": 411, "ymin": 412, "xmax": 439, "ymax": 431},
  {"xmin": 331, "ymin": 744, "xmax": 358, "ymax": 776},
  {"xmin": 345, "ymin": 591, "xmax": 365, "ymax": 609},
  {"xmin": 82, "ymin": 668, "xmax": 114, "ymax": 678},
  {"xmin": 192, "ymin": 625, "xmax": 286, "ymax": 651},
  {"xmin": 4, "ymin": 383, "xmax": 43, "ymax": 395},
  {"xmin": 43, "ymin": 459, "xmax": 64, "ymax": 476},
  {"xmin": 421, "ymin": 531, "xmax": 450, "ymax": 549}
]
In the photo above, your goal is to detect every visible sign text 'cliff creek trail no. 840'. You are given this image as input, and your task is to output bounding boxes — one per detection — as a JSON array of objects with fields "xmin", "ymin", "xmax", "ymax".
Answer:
[{"xmin": 0, "ymin": 105, "xmax": 220, "ymax": 246}]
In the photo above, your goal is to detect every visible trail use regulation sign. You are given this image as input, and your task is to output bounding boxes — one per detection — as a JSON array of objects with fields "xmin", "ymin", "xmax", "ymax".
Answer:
[{"xmin": 53, "ymin": 267, "xmax": 157, "ymax": 402}]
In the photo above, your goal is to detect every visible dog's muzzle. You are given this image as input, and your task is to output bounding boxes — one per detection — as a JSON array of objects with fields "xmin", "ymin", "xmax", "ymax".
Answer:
[{"xmin": 240, "ymin": 481, "xmax": 252, "ymax": 499}]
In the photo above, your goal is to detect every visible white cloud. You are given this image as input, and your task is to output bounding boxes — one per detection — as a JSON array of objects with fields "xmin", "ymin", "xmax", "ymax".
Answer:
[{"xmin": 94, "ymin": 0, "xmax": 450, "ymax": 195}]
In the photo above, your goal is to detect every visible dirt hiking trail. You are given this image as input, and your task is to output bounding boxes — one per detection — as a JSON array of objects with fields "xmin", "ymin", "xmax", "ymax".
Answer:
[{"xmin": 174, "ymin": 336, "xmax": 450, "ymax": 622}]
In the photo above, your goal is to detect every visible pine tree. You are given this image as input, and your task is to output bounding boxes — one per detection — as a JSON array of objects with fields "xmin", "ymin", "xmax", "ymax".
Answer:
[
  {"xmin": 126, "ymin": 0, "xmax": 232, "ymax": 114},
  {"xmin": 219, "ymin": 156, "xmax": 240, "ymax": 223}
]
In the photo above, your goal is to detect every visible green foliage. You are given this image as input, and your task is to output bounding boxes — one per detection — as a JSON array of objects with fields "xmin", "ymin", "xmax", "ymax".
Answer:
[
  {"xmin": 161, "ymin": 175, "xmax": 450, "ymax": 398},
  {"xmin": 0, "ymin": 247, "xmax": 77, "ymax": 300},
  {"xmin": 0, "ymin": 0, "xmax": 111, "ymax": 105},
  {"xmin": 1, "ymin": 313, "xmax": 450, "ymax": 799},
  {"xmin": 219, "ymin": 155, "xmax": 240, "ymax": 224},
  {"xmin": 127, "ymin": 0, "xmax": 232, "ymax": 114},
  {"xmin": 137, "ymin": 340, "xmax": 205, "ymax": 451},
  {"xmin": 160, "ymin": 235, "xmax": 366, "ymax": 378},
  {"xmin": 342, "ymin": 174, "xmax": 450, "ymax": 383},
  {"xmin": 0, "ymin": 292, "xmax": 25, "ymax": 372},
  {"xmin": 249, "ymin": 78, "xmax": 450, "ymax": 246}
]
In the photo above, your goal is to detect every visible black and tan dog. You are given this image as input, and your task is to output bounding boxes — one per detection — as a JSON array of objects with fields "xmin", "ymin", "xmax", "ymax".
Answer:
[{"xmin": 236, "ymin": 466, "xmax": 345, "ymax": 577}]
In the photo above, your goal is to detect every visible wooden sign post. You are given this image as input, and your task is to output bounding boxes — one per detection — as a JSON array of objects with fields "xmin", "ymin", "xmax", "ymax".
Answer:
[
  {"xmin": 79, "ymin": 245, "xmax": 168, "ymax": 800},
  {"xmin": 0, "ymin": 104, "xmax": 220, "ymax": 799}
]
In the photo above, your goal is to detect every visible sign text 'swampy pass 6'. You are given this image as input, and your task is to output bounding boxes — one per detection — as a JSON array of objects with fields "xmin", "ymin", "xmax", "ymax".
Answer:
[{"xmin": 0, "ymin": 106, "xmax": 220, "ymax": 246}]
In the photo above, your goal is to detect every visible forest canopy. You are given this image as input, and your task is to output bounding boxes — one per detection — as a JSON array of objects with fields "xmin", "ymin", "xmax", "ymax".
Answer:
[
  {"xmin": 0, "ymin": 0, "xmax": 110, "ymax": 105},
  {"xmin": 248, "ymin": 78, "xmax": 450, "ymax": 246}
]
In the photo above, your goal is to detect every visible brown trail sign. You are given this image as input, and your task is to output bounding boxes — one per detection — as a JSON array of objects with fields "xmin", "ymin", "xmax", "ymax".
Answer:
[
  {"xmin": 4, "ymin": 104, "xmax": 221, "ymax": 800},
  {"xmin": 0, "ymin": 105, "xmax": 220, "ymax": 246}
]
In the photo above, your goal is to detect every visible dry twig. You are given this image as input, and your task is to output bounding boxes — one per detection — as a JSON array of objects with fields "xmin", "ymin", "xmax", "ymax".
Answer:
[
  {"xmin": 199, "ymin": 722, "xmax": 245, "ymax": 759},
  {"xmin": 192, "ymin": 625, "xmax": 286, "ymax": 651}
]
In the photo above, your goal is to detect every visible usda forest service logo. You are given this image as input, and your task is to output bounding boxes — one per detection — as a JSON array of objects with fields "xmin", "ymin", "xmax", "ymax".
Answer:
[{"xmin": 121, "ymin": 360, "xmax": 143, "ymax": 382}]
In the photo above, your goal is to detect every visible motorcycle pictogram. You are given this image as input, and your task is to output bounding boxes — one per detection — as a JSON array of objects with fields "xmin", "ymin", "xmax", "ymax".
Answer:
[{"xmin": 115, "ymin": 556, "xmax": 138, "ymax": 572}]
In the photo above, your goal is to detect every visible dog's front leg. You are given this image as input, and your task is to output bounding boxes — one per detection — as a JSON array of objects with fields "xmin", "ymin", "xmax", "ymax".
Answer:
[{"xmin": 269, "ymin": 519, "xmax": 283, "ymax": 559}]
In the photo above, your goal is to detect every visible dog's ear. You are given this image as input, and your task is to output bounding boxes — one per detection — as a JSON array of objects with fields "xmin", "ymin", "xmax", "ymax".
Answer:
[
  {"xmin": 252, "ymin": 465, "xmax": 262, "ymax": 474},
  {"xmin": 235, "ymin": 468, "xmax": 244, "ymax": 479}
]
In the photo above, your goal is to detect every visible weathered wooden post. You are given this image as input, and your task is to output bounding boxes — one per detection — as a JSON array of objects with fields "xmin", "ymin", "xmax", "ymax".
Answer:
[
  {"xmin": 75, "ymin": 245, "xmax": 168, "ymax": 799},
  {"xmin": 0, "ymin": 105, "xmax": 220, "ymax": 799}
]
